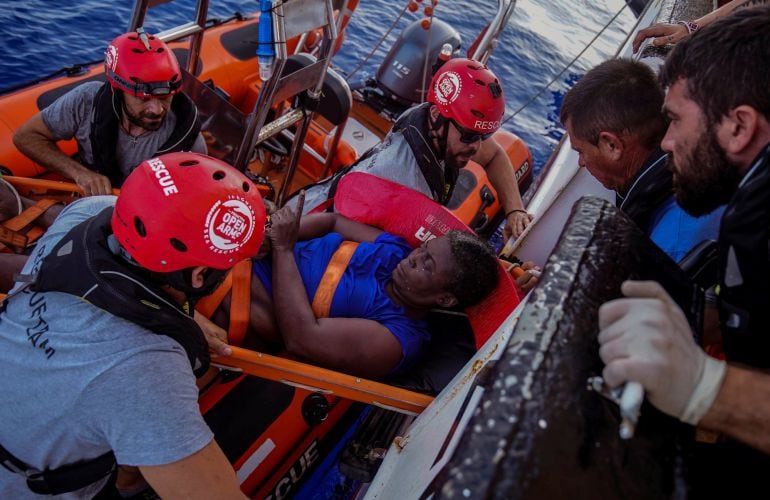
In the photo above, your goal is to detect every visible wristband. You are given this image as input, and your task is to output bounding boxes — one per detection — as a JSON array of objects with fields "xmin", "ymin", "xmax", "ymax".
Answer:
[
  {"xmin": 680, "ymin": 356, "xmax": 727, "ymax": 425},
  {"xmin": 505, "ymin": 208, "xmax": 528, "ymax": 218},
  {"xmin": 677, "ymin": 20, "xmax": 699, "ymax": 35}
]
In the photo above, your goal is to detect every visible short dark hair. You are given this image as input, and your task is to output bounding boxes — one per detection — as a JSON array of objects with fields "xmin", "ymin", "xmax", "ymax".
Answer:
[
  {"xmin": 560, "ymin": 58, "xmax": 666, "ymax": 150},
  {"xmin": 444, "ymin": 230, "xmax": 499, "ymax": 309},
  {"xmin": 660, "ymin": 7, "xmax": 770, "ymax": 128}
]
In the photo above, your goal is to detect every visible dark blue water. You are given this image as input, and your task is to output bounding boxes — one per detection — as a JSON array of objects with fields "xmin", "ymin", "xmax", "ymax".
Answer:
[{"xmin": 0, "ymin": 0, "xmax": 635, "ymax": 175}]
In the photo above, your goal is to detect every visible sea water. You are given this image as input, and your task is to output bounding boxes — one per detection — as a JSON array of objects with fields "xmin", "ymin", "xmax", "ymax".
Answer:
[{"xmin": 0, "ymin": 0, "xmax": 635, "ymax": 176}]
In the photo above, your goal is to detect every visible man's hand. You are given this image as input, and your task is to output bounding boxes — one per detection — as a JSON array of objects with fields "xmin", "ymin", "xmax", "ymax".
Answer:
[
  {"xmin": 255, "ymin": 199, "xmax": 278, "ymax": 259},
  {"xmin": 503, "ymin": 210, "xmax": 533, "ymax": 241},
  {"xmin": 267, "ymin": 191, "xmax": 304, "ymax": 252},
  {"xmin": 632, "ymin": 23, "xmax": 688, "ymax": 53},
  {"xmin": 598, "ymin": 280, "xmax": 725, "ymax": 424},
  {"xmin": 193, "ymin": 310, "xmax": 232, "ymax": 357},
  {"xmin": 514, "ymin": 261, "xmax": 540, "ymax": 293},
  {"xmin": 74, "ymin": 170, "xmax": 112, "ymax": 196}
]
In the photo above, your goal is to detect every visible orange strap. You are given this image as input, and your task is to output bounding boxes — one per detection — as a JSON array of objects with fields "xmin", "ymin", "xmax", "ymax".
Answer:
[
  {"xmin": 3, "ymin": 198, "xmax": 60, "ymax": 232},
  {"xmin": 227, "ymin": 259, "xmax": 252, "ymax": 346},
  {"xmin": 0, "ymin": 226, "xmax": 28, "ymax": 248},
  {"xmin": 195, "ymin": 259, "xmax": 252, "ymax": 346},
  {"xmin": 0, "ymin": 198, "xmax": 61, "ymax": 249},
  {"xmin": 311, "ymin": 241, "xmax": 359, "ymax": 318}
]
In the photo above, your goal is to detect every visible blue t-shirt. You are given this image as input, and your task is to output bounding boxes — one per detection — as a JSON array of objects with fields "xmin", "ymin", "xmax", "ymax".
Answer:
[
  {"xmin": 253, "ymin": 232, "xmax": 430, "ymax": 373},
  {"xmin": 648, "ymin": 197, "xmax": 725, "ymax": 263}
]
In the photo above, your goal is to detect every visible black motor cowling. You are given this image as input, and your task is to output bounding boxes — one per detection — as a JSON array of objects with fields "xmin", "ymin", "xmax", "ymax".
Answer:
[{"xmin": 375, "ymin": 18, "xmax": 461, "ymax": 105}]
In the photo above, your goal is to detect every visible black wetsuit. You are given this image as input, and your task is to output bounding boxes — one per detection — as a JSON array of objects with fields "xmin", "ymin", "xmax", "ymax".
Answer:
[
  {"xmin": 690, "ymin": 142, "xmax": 770, "ymax": 499},
  {"xmin": 615, "ymin": 149, "xmax": 671, "ymax": 234}
]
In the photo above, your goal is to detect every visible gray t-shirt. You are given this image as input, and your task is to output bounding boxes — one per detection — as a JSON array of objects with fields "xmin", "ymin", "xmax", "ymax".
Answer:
[
  {"xmin": 0, "ymin": 197, "xmax": 213, "ymax": 499},
  {"xmin": 41, "ymin": 82, "xmax": 207, "ymax": 180}
]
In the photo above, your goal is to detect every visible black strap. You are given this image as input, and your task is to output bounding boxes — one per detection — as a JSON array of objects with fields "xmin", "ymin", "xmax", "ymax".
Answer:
[
  {"xmin": 31, "ymin": 208, "xmax": 210, "ymax": 377},
  {"xmin": 393, "ymin": 104, "xmax": 456, "ymax": 204},
  {"xmin": 0, "ymin": 440, "xmax": 116, "ymax": 495},
  {"xmin": 88, "ymin": 83, "xmax": 202, "ymax": 187}
]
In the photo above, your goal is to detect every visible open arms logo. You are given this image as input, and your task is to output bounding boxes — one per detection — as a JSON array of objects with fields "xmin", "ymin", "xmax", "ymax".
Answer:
[
  {"xmin": 433, "ymin": 71, "xmax": 462, "ymax": 105},
  {"xmin": 105, "ymin": 44, "xmax": 118, "ymax": 72},
  {"xmin": 204, "ymin": 197, "xmax": 256, "ymax": 255}
]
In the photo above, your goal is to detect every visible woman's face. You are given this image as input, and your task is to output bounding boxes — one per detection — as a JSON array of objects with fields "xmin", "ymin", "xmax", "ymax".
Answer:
[{"xmin": 391, "ymin": 236, "xmax": 454, "ymax": 307}]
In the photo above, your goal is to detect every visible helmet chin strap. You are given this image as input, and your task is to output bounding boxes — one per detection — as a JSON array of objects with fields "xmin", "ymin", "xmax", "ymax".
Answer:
[
  {"xmin": 429, "ymin": 114, "xmax": 450, "ymax": 162},
  {"xmin": 107, "ymin": 233, "xmax": 226, "ymax": 305},
  {"xmin": 164, "ymin": 268, "xmax": 228, "ymax": 302}
]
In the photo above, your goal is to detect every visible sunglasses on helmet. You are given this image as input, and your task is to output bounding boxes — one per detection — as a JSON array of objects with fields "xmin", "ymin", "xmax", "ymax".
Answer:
[
  {"xmin": 107, "ymin": 69, "xmax": 181, "ymax": 97},
  {"xmin": 136, "ymin": 79, "xmax": 182, "ymax": 97},
  {"xmin": 451, "ymin": 120, "xmax": 495, "ymax": 144}
]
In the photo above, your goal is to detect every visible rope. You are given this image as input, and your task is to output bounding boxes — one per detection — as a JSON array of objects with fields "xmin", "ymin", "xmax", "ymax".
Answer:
[
  {"xmin": 343, "ymin": 2, "xmax": 410, "ymax": 81},
  {"xmin": 0, "ymin": 60, "xmax": 103, "ymax": 96},
  {"xmin": 0, "ymin": 177, "xmax": 24, "ymax": 217},
  {"xmin": 419, "ymin": 7, "xmax": 436, "ymax": 103},
  {"xmin": 501, "ymin": 1, "xmax": 629, "ymax": 126}
]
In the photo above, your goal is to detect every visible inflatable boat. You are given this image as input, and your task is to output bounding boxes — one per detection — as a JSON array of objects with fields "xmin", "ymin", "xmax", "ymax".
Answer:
[
  {"xmin": 0, "ymin": 0, "xmax": 530, "ymax": 496},
  {"xmin": 2, "ymin": 0, "xmax": 715, "ymax": 497}
]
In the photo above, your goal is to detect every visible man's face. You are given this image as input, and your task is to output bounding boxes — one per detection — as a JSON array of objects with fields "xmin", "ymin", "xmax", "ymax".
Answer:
[
  {"xmin": 122, "ymin": 92, "xmax": 173, "ymax": 131},
  {"xmin": 565, "ymin": 119, "xmax": 625, "ymax": 191},
  {"xmin": 444, "ymin": 119, "xmax": 483, "ymax": 171},
  {"xmin": 661, "ymin": 79, "xmax": 740, "ymax": 216}
]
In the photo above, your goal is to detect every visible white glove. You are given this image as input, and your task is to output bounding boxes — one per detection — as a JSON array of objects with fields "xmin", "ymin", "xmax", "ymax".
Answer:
[{"xmin": 598, "ymin": 280, "xmax": 726, "ymax": 425}]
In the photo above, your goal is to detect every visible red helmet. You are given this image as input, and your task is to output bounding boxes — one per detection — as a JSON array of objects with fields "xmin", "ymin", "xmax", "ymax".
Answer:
[
  {"xmin": 112, "ymin": 152, "xmax": 266, "ymax": 272},
  {"xmin": 427, "ymin": 58, "xmax": 505, "ymax": 134},
  {"xmin": 104, "ymin": 29, "xmax": 182, "ymax": 98}
]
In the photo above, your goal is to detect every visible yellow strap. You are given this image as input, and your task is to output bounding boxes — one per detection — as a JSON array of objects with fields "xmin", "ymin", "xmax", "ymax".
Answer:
[{"xmin": 311, "ymin": 241, "xmax": 359, "ymax": 318}]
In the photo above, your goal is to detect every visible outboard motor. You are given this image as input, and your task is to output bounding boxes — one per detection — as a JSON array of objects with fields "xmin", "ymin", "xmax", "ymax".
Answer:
[{"xmin": 365, "ymin": 19, "xmax": 460, "ymax": 114}]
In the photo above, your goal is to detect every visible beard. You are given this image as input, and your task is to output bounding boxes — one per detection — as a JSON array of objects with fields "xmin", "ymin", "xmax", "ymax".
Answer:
[
  {"xmin": 445, "ymin": 146, "xmax": 477, "ymax": 172},
  {"xmin": 123, "ymin": 103, "xmax": 166, "ymax": 132},
  {"xmin": 670, "ymin": 128, "xmax": 741, "ymax": 216},
  {"xmin": 445, "ymin": 151, "xmax": 466, "ymax": 172}
]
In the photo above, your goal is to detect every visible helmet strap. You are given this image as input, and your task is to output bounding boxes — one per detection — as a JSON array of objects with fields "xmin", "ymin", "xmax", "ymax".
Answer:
[
  {"xmin": 108, "ymin": 234, "xmax": 225, "ymax": 306},
  {"xmin": 428, "ymin": 114, "xmax": 450, "ymax": 161},
  {"xmin": 164, "ymin": 268, "xmax": 229, "ymax": 303}
]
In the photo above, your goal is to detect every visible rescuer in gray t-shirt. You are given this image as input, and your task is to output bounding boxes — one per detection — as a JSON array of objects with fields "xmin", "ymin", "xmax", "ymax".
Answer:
[
  {"xmin": 0, "ymin": 151, "xmax": 266, "ymax": 498},
  {"xmin": 12, "ymin": 30, "xmax": 206, "ymax": 196}
]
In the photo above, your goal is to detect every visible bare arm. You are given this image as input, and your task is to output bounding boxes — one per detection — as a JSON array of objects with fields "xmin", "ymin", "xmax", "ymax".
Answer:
[
  {"xmin": 474, "ymin": 137, "xmax": 532, "ymax": 239},
  {"xmin": 269, "ymin": 203, "xmax": 403, "ymax": 377},
  {"xmin": 297, "ymin": 212, "xmax": 383, "ymax": 243},
  {"xmin": 13, "ymin": 113, "xmax": 112, "ymax": 195},
  {"xmin": 139, "ymin": 440, "xmax": 246, "ymax": 499},
  {"xmin": 699, "ymin": 365, "xmax": 770, "ymax": 454},
  {"xmin": 632, "ymin": 0, "xmax": 759, "ymax": 53}
]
